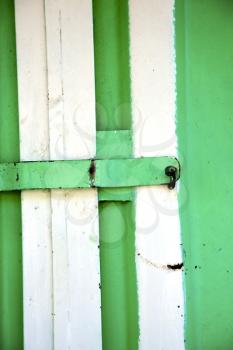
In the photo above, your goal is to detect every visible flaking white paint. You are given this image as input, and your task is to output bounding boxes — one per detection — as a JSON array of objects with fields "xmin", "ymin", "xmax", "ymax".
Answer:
[{"xmin": 129, "ymin": 0, "xmax": 184, "ymax": 349}]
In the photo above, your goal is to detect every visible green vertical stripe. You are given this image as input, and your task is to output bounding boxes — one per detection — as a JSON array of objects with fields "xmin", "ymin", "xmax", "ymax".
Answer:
[
  {"xmin": 93, "ymin": 1, "xmax": 139, "ymax": 349},
  {"xmin": 93, "ymin": 0, "xmax": 131, "ymax": 132},
  {"xmin": 0, "ymin": 1, "xmax": 23, "ymax": 349},
  {"xmin": 98, "ymin": 203, "xmax": 138, "ymax": 349},
  {"xmin": 176, "ymin": 1, "xmax": 233, "ymax": 348}
]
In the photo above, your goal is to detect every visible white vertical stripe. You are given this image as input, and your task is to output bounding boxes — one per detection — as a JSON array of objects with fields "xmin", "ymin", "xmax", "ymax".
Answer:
[
  {"xmin": 15, "ymin": 1, "xmax": 53, "ymax": 349},
  {"xmin": 129, "ymin": 1, "xmax": 184, "ymax": 349},
  {"xmin": 45, "ymin": 1, "xmax": 101, "ymax": 348},
  {"xmin": 16, "ymin": 0, "xmax": 101, "ymax": 348}
]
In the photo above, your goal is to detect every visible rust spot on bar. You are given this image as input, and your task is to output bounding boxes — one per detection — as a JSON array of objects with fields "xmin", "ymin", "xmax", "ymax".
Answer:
[{"xmin": 89, "ymin": 160, "xmax": 96, "ymax": 187}]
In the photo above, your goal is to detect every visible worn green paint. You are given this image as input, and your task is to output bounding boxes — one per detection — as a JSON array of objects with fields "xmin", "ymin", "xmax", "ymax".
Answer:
[
  {"xmin": 93, "ymin": 1, "xmax": 139, "ymax": 349},
  {"xmin": 98, "ymin": 202, "xmax": 137, "ymax": 349},
  {"xmin": 93, "ymin": 2, "xmax": 131, "ymax": 132},
  {"xmin": 97, "ymin": 130, "xmax": 133, "ymax": 201},
  {"xmin": 0, "ymin": 1, "xmax": 23, "ymax": 349},
  {"xmin": 0, "ymin": 160, "xmax": 91, "ymax": 191},
  {"xmin": 175, "ymin": 1, "xmax": 233, "ymax": 348},
  {"xmin": 96, "ymin": 157, "xmax": 179, "ymax": 188},
  {"xmin": 0, "ymin": 157, "xmax": 178, "ymax": 191},
  {"xmin": 96, "ymin": 130, "xmax": 132, "ymax": 159}
]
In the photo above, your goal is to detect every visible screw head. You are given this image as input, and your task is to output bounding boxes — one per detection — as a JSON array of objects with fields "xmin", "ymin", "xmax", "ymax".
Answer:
[{"xmin": 165, "ymin": 166, "xmax": 177, "ymax": 177}]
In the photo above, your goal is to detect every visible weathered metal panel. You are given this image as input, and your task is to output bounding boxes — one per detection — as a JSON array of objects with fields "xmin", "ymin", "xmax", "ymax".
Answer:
[
  {"xmin": 176, "ymin": 0, "xmax": 233, "ymax": 348},
  {"xmin": 0, "ymin": 0, "xmax": 206, "ymax": 348}
]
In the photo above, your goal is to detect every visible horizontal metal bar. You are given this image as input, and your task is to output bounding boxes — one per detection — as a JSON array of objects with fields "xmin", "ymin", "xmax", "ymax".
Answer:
[
  {"xmin": 0, "ymin": 157, "xmax": 179, "ymax": 191},
  {"xmin": 95, "ymin": 157, "xmax": 179, "ymax": 187}
]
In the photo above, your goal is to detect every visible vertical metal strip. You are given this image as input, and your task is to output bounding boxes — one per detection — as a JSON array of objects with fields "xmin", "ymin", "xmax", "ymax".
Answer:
[
  {"xmin": 0, "ymin": 1, "xmax": 23, "ymax": 348},
  {"xmin": 176, "ymin": 1, "xmax": 233, "ymax": 348},
  {"xmin": 93, "ymin": 1, "xmax": 139, "ymax": 349}
]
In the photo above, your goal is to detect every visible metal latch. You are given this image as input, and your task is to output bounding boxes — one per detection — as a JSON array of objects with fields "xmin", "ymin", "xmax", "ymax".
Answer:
[{"xmin": 0, "ymin": 157, "xmax": 180, "ymax": 192}]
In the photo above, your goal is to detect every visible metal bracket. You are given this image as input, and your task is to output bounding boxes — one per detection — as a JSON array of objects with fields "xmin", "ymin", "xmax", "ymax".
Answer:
[{"xmin": 0, "ymin": 157, "xmax": 180, "ymax": 192}]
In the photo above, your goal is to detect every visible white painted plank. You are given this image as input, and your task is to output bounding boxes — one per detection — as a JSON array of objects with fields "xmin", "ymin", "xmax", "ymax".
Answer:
[
  {"xmin": 15, "ymin": 1, "xmax": 53, "ymax": 349},
  {"xmin": 16, "ymin": 0, "xmax": 101, "ymax": 348},
  {"xmin": 45, "ymin": 1, "xmax": 101, "ymax": 349},
  {"xmin": 44, "ymin": 3, "xmax": 68, "ymax": 347},
  {"xmin": 129, "ymin": 0, "xmax": 184, "ymax": 349}
]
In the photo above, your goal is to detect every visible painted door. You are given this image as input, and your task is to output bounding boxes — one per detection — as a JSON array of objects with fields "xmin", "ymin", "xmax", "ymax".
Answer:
[{"xmin": 1, "ymin": 1, "xmax": 233, "ymax": 350}]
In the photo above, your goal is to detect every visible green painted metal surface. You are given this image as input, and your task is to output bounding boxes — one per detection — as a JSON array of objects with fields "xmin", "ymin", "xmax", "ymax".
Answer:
[
  {"xmin": 93, "ymin": 3, "xmax": 132, "ymax": 132},
  {"xmin": 96, "ymin": 130, "xmax": 132, "ymax": 159},
  {"xmin": 0, "ymin": 160, "xmax": 91, "ymax": 191},
  {"xmin": 97, "ymin": 130, "xmax": 133, "ymax": 201},
  {"xmin": 96, "ymin": 157, "xmax": 179, "ymax": 188},
  {"xmin": 93, "ymin": 0, "xmax": 139, "ymax": 349},
  {"xmin": 0, "ymin": 1, "xmax": 23, "ymax": 349},
  {"xmin": 176, "ymin": 1, "xmax": 233, "ymax": 348},
  {"xmin": 98, "ymin": 202, "xmax": 137, "ymax": 348},
  {"xmin": 0, "ymin": 157, "xmax": 178, "ymax": 191}
]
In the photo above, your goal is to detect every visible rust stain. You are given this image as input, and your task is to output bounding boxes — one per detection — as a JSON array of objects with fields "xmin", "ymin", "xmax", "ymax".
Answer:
[
  {"xmin": 167, "ymin": 263, "xmax": 184, "ymax": 270},
  {"xmin": 137, "ymin": 252, "xmax": 183, "ymax": 271},
  {"xmin": 89, "ymin": 160, "xmax": 96, "ymax": 187}
]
